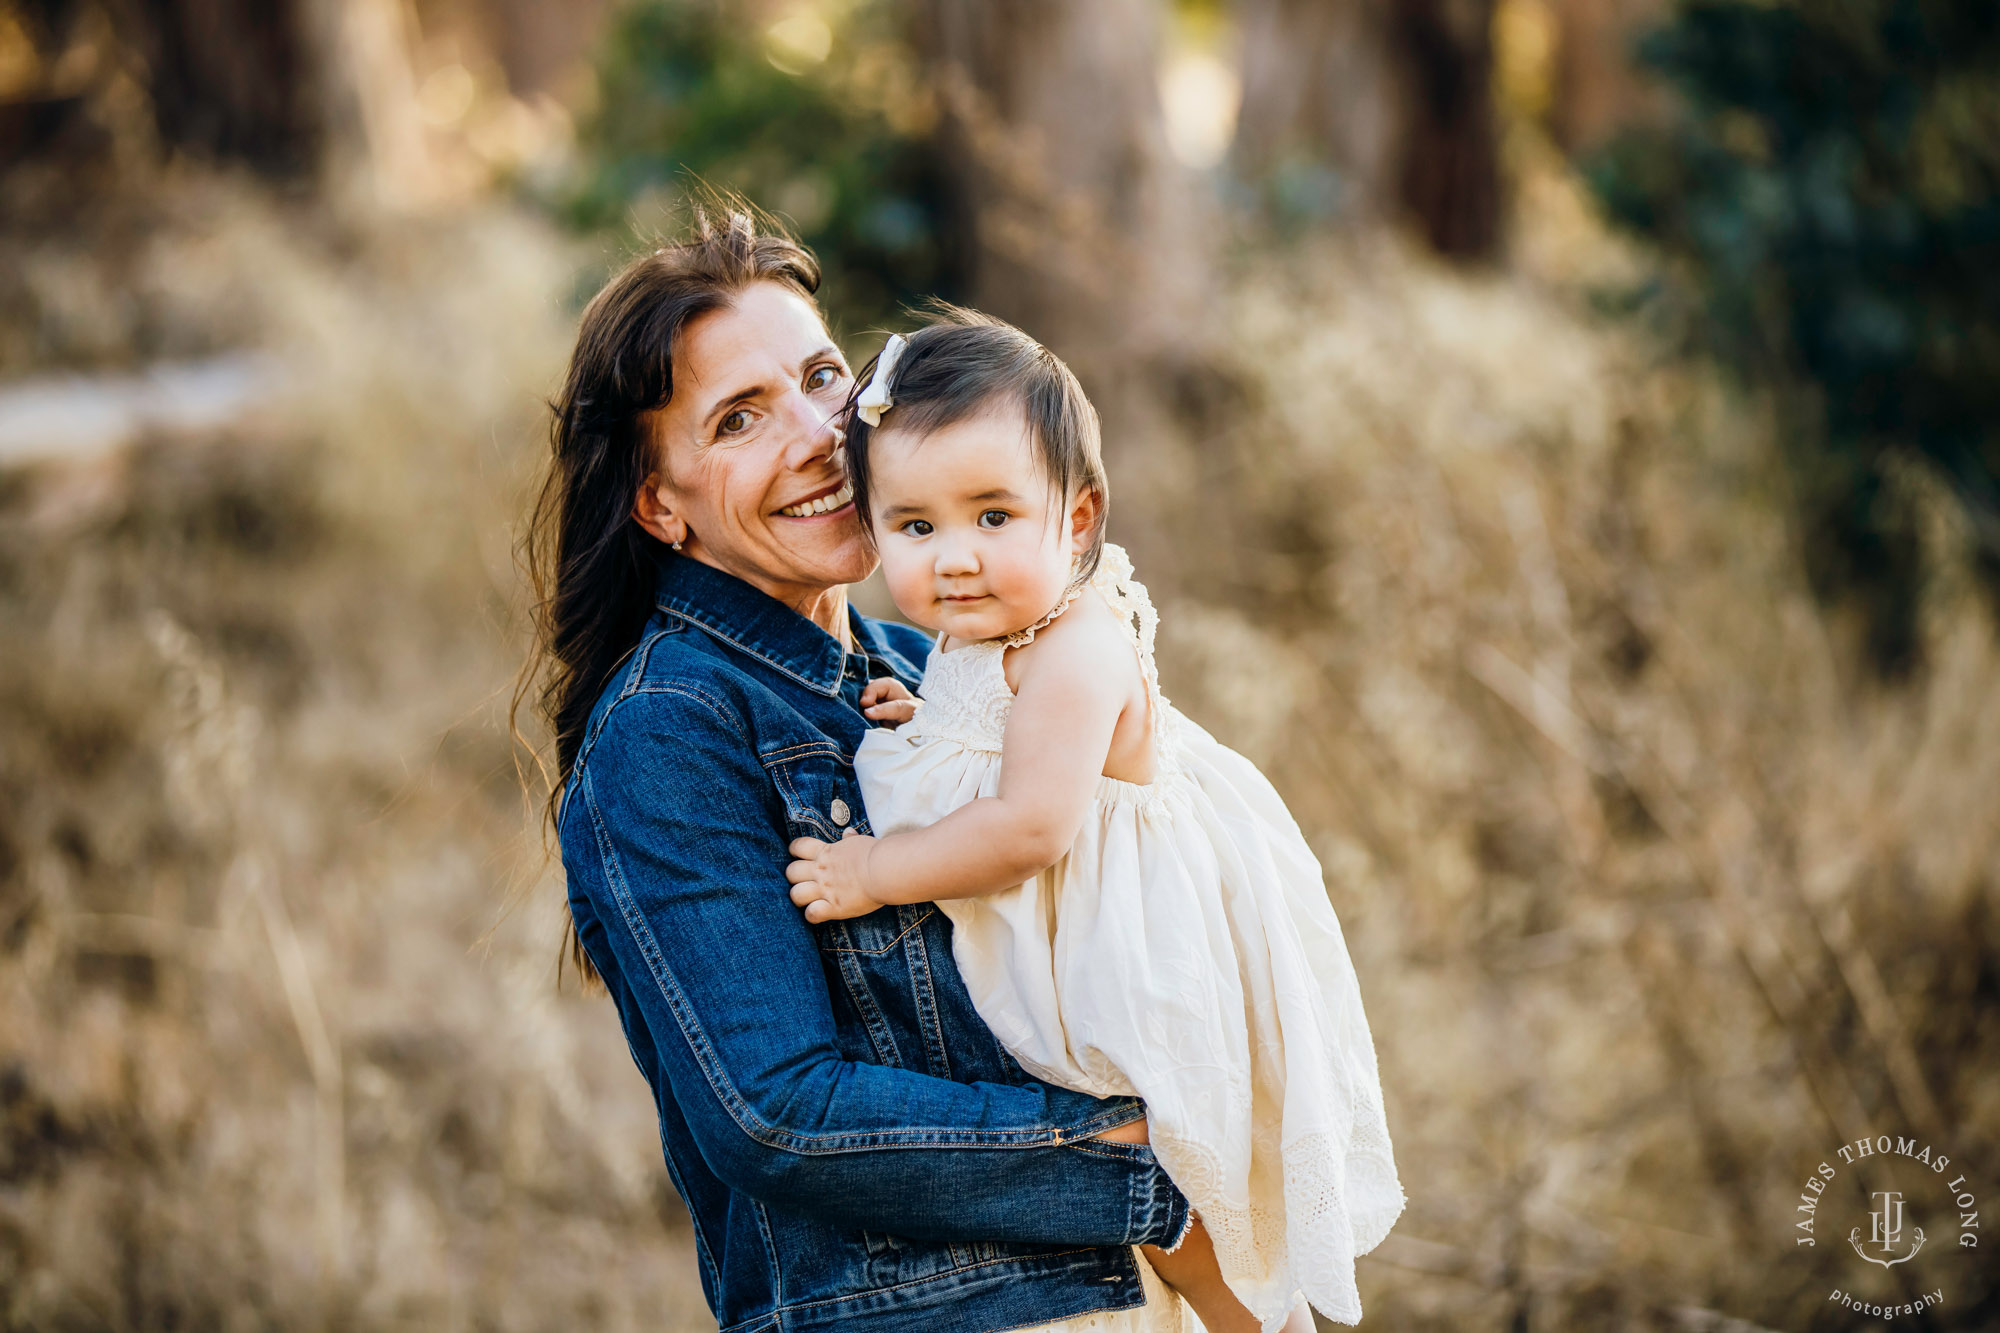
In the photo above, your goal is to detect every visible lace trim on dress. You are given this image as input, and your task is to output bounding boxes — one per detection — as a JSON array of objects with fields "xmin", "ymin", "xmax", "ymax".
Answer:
[
  {"xmin": 1085, "ymin": 544, "xmax": 1181, "ymax": 773},
  {"xmin": 1002, "ymin": 576, "xmax": 1084, "ymax": 649},
  {"xmin": 900, "ymin": 637, "xmax": 1013, "ymax": 754}
]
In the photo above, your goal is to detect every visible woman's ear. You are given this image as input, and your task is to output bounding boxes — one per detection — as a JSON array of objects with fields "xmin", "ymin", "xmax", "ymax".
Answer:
[
  {"xmin": 1068, "ymin": 486, "xmax": 1104, "ymax": 556},
  {"xmin": 632, "ymin": 472, "xmax": 689, "ymax": 549}
]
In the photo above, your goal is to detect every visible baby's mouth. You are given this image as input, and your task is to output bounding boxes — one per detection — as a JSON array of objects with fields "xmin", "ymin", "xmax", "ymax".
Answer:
[{"xmin": 775, "ymin": 479, "xmax": 854, "ymax": 518}]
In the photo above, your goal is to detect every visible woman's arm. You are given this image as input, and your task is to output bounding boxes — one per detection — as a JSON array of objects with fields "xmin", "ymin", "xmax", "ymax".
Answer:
[
  {"xmin": 564, "ymin": 684, "xmax": 1187, "ymax": 1247},
  {"xmin": 788, "ymin": 616, "xmax": 1129, "ymax": 919}
]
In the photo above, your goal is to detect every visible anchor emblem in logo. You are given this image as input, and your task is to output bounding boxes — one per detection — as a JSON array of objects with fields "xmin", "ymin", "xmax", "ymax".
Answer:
[{"xmin": 1849, "ymin": 1190, "xmax": 1925, "ymax": 1268}]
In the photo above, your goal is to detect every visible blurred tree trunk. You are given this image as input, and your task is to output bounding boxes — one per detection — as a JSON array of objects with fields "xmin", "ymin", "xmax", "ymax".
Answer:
[
  {"xmin": 469, "ymin": 0, "xmax": 615, "ymax": 100},
  {"xmin": 317, "ymin": 0, "xmax": 435, "ymax": 207},
  {"xmin": 912, "ymin": 0, "xmax": 1207, "ymax": 359},
  {"xmin": 911, "ymin": 0, "xmax": 1219, "ymax": 597},
  {"xmin": 0, "ymin": 0, "xmax": 328, "ymax": 175},
  {"xmin": 117, "ymin": 0, "xmax": 325, "ymax": 174},
  {"xmin": 1232, "ymin": 0, "xmax": 1502, "ymax": 261},
  {"xmin": 1545, "ymin": 0, "xmax": 1667, "ymax": 155},
  {"xmin": 1394, "ymin": 0, "xmax": 1500, "ymax": 259},
  {"xmin": 1232, "ymin": 0, "xmax": 1400, "ymax": 224}
]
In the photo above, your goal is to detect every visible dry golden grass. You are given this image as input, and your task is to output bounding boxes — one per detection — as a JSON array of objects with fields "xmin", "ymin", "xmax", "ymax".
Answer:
[
  {"xmin": 1135, "ymin": 185, "xmax": 1999, "ymax": 1328},
  {"xmin": 0, "ymin": 179, "xmax": 708, "ymax": 1331},
  {"xmin": 0, "ymin": 164, "xmax": 1993, "ymax": 1331}
]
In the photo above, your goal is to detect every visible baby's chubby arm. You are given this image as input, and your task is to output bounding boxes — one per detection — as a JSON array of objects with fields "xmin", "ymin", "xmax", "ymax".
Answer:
[{"xmin": 788, "ymin": 616, "xmax": 1130, "ymax": 923}]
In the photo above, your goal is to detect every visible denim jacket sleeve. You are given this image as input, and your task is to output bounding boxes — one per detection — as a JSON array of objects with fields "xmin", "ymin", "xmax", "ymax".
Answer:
[{"xmin": 567, "ymin": 684, "xmax": 1191, "ymax": 1248}]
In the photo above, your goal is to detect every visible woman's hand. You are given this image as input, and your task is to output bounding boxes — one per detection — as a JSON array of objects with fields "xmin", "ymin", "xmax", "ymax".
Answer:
[
  {"xmin": 788, "ymin": 830, "xmax": 889, "ymax": 922},
  {"xmin": 861, "ymin": 677, "xmax": 920, "ymax": 727}
]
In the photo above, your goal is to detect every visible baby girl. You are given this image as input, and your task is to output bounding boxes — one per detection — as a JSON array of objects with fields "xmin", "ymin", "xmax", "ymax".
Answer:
[{"xmin": 788, "ymin": 309, "xmax": 1405, "ymax": 1331}]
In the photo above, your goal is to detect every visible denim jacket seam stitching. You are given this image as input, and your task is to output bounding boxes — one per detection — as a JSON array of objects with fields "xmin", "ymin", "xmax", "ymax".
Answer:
[
  {"xmin": 1053, "ymin": 1103, "xmax": 1151, "ymax": 1139},
  {"xmin": 654, "ymin": 681, "xmax": 748, "ymax": 742},
  {"xmin": 766, "ymin": 1248, "xmax": 1111, "ymax": 1315},
  {"xmin": 1158, "ymin": 1195, "xmax": 1196, "ymax": 1252},
  {"xmin": 769, "ymin": 764, "xmax": 836, "ymax": 840},
  {"xmin": 817, "ymin": 908, "xmax": 934, "ymax": 955},
  {"xmin": 902, "ymin": 914, "xmax": 953, "ymax": 1080},
  {"xmin": 751, "ymin": 1197, "xmax": 784, "ymax": 1310},
  {"xmin": 601, "ymin": 1001, "xmax": 724, "ymax": 1289},
  {"xmin": 560, "ymin": 628, "xmax": 674, "ymax": 819},
  {"xmin": 563, "ymin": 683, "xmax": 741, "ymax": 826},
  {"xmin": 614, "ymin": 628, "xmax": 671, "ymax": 705},
  {"xmin": 1064, "ymin": 1140, "xmax": 1153, "ymax": 1161},
  {"xmin": 570, "ymin": 652, "xmax": 742, "ymax": 784},
  {"xmin": 660, "ymin": 1137, "xmax": 725, "ymax": 1293},
  {"xmin": 580, "ymin": 769, "xmax": 768, "ymax": 1143},
  {"xmin": 750, "ymin": 1129, "xmax": 1063, "ymax": 1151},
  {"xmin": 670, "ymin": 610, "xmax": 842, "ymax": 697},
  {"xmin": 715, "ymin": 1316, "xmax": 781, "ymax": 1333},
  {"xmin": 831, "ymin": 945, "xmax": 902, "ymax": 1066},
  {"xmin": 1129, "ymin": 1164, "xmax": 1149, "ymax": 1247},
  {"xmin": 760, "ymin": 739, "xmax": 850, "ymax": 766}
]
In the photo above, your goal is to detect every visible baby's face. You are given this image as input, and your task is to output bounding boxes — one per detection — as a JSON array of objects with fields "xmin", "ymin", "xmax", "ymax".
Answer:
[{"xmin": 867, "ymin": 404, "xmax": 1087, "ymax": 642}]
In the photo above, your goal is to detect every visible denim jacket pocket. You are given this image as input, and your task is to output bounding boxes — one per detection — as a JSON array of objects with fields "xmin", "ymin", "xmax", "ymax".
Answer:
[
  {"xmin": 767, "ymin": 742, "xmax": 916, "ymax": 959},
  {"xmin": 765, "ymin": 740, "xmax": 868, "ymax": 841},
  {"xmin": 772, "ymin": 748, "xmax": 944, "ymax": 1072}
]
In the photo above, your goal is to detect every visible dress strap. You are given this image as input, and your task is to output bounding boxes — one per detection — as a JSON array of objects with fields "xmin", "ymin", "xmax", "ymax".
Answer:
[{"xmin": 1088, "ymin": 543, "xmax": 1179, "ymax": 758}]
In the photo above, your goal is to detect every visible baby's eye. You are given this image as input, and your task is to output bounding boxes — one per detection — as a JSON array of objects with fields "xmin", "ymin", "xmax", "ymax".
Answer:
[
  {"xmin": 805, "ymin": 364, "xmax": 841, "ymax": 392},
  {"xmin": 977, "ymin": 510, "xmax": 1010, "ymax": 529},
  {"xmin": 901, "ymin": 519, "xmax": 933, "ymax": 537}
]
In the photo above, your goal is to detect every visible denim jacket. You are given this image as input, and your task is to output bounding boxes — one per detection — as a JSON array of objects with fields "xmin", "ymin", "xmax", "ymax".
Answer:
[{"xmin": 558, "ymin": 552, "xmax": 1190, "ymax": 1333}]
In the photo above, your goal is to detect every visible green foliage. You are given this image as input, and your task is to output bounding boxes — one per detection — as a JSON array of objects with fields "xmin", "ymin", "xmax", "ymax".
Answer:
[
  {"xmin": 1587, "ymin": 0, "xmax": 2000, "ymax": 674},
  {"xmin": 558, "ymin": 0, "xmax": 959, "ymax": 334}
]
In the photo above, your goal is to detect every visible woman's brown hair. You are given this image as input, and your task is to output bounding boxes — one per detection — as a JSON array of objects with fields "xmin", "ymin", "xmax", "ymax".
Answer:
[{"xmin": 517, "ymin": 201, "xmax": 821, "ymax": 986}]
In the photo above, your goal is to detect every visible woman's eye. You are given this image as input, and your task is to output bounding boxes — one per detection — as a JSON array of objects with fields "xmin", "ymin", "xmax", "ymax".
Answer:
[
  {"xmin": 719, "ymin": 409, "xmax": 751, "ymax": 436},
  {"xmin": 978, "ymin": 510, "xmax": 1009, "ymax": 529},
  {"xmin": 805, "ymin": 365, "xmax": 841, "ymax": 392}
]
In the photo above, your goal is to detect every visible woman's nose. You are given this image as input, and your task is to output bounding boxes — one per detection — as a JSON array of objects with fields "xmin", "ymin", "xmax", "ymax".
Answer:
[{"xmin": 780, "ymin": 387, "xmax": 843, "ymax": 470}]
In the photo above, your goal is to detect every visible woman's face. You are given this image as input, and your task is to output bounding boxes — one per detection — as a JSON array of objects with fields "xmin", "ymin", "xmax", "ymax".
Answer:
[{"xmin": 636, "ymin": 282, "xmax": 873, "ymax": 610}]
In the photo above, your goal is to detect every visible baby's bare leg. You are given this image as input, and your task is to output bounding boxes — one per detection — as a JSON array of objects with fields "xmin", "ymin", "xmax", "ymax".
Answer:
[{"xmin": 1140, "ymin": 1217, "xmax": 1313, "ymax": 1332}]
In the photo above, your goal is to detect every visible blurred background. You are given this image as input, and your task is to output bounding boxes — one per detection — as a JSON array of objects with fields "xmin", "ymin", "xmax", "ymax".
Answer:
[{"xmin": 0, "ymin": 0, "xmax": 1996, "ymax": 1328}]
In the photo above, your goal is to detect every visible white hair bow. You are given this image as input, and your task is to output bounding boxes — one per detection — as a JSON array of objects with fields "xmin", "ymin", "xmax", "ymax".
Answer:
[{"xmin": 854, "ymin": 333, "xmax": 908, "ymax": 427}]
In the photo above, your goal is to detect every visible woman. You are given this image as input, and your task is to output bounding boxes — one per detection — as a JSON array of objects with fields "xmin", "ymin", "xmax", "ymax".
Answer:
[{"xmin": 521, "ymin": 206, "xmax": 1194, "ymax": 1333}]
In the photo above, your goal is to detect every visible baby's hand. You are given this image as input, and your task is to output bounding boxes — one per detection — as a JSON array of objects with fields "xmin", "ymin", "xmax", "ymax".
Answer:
[
  {"xmin": 788, "ymin": 830, "xmax": 887, "ymax": 922},
  {"xmin": 861, "ymin": 677, "xmax": 920, "ymax": 728}
]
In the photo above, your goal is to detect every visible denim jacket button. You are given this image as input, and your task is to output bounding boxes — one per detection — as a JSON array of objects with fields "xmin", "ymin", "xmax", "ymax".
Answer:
[{"xmin": 830, "ymin": 797, "xmax": 851, "ymax": 827}]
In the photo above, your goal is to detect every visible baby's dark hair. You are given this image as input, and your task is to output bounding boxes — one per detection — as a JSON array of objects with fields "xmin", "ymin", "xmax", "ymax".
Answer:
[{"xmin": 843, "ymin": 305, "xmax": 1109, "ymax": 584}]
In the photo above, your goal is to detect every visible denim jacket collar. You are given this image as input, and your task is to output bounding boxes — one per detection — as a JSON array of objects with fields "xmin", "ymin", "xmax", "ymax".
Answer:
[{"xmin": 654, "ymin": 551, "xmax": 895, "ymax": 697}]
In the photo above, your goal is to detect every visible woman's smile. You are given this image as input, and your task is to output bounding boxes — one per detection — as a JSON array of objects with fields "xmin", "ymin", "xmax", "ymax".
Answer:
[{"xmin": 775, "ymin": 477, "xmax": 855, "ymax": 519}]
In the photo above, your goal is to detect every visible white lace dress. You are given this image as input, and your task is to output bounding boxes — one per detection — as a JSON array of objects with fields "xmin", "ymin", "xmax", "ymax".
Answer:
[{"xmin": 854, "ymin": 545, "xmax": 1406, "ymax": 1330}]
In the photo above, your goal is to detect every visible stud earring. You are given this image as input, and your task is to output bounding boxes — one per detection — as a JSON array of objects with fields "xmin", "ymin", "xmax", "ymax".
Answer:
[{"xmin": 671, "ymin": 538, "xmax": 683, "ymax": 551}]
